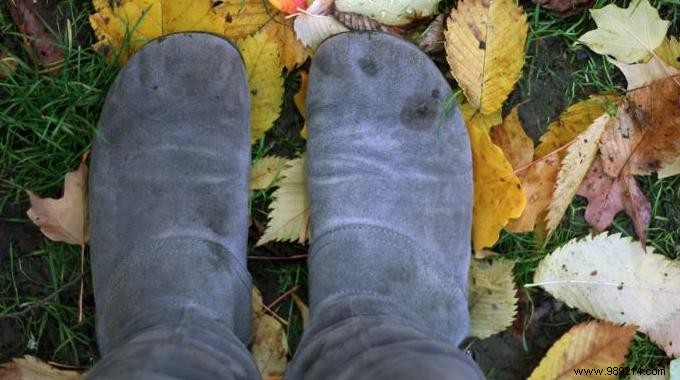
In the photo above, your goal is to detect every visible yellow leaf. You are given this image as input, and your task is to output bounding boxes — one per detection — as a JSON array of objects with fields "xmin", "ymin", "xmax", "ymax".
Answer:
[
  {"xmin": 490, "ymin": 106, "xmax": 533, "ymax": 169},
  {"xmin": 445, "ymin": 0, "xmax": 527, "ymax": 113},
  {"xmin": 459, "ymin": 103, "xmax": 502, "ymax": 132},
  {"xmin": 251, "ymin": 288, "xmax": 288, "ymax": 379},
  {"xmin": 528, "ymin": 321, "xmax": 636, "ymax": 380},
  {"xmin": 262, "ymin": 14, "xmax": 312, "ymax": 70},
  {"xmin": 257, "ymin": 156, "xmax": 309, "ymax": 245},
  {"xmin": 465, "ymin": 112, "xmax": 525, "ymax": 252},
  {"xmin": 238, "ymin": 31, "xmax": 285, "ymax": 143},
  {"xmin": 468, "ymin": 259, "xmax": 517, "ymax": 339},
  {"xmin": 509, "ymin": 97, "xmax": 614, "ymax": 233},
  {"xmin": 655, "ymin": 36, "xmax": 680, "ymax": 70},
  {"xmin": 26, "ymin": 162, "xmax": 89, "ymax": 246},
  {"xmin": 545, "ymin": 113, "xmax": 609, "ymax": 235},
  {"xmin": 89, "ymin": 0, "xmax": 271, "ymax": 62},
  {"xmin": 0, "ymin": 356, "xmax": 83, "ymax": 380},
  {"xmin": 295, "ymin": 71, "xmax": 309, "ymax": 140},
  {"xmin": 251, "ymin": 156, "xmax": 290, "ymax": 191},
  {"xmin": 335, "ymin": 0, "xmax": 439, "ymax": 26},
  {"xmin": 532, "ymin": 233, "xmax": 680, "ymax": 357},
  {"xmin": 658, "ymin": 156, "xmax": 680, "ymax": 179},
  {"xmin": 292, "ymin": 293, "xmax": 310, "ymax": 328},
  {"xmin": 577, "ymin": 0, "xmax": 669, "ymax": 64}
]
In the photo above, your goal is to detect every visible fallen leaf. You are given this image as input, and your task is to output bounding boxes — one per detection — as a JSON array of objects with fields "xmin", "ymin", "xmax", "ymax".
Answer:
[
  {"xmin": 508, "ymin": 97, "xmax": 614, "ymax": 233},
  {"xmin": 238, "ymin": 30, "xmax": 285, "ymax": 143},
  {"xmin": 468, "ymin": 259, "xmax": 518, "ymax": 339},
  {"xmin": 0, "ymin": 48, "xmax": 18, "ymax": 79},
  {"xmin": 532, "ymin": 233, "xmax": 680, "ymax": 357},
  {"xmin": 251, "ymin": 156, "xmax": 290, "ymax": 191},
  {"xmin": 335, "ymin": 0, "xmax": 439, "ymax": 26},
  {"xmin": 545, "ymin": 113, "xmax": 609, "ymax": 235},
  {"xmin": 616, "ymin": 76, "xmax": 680, "ymax": 176},
  {"xmin": 292, "ymin": 293, "xmax": 309, "ymax": 328},
  {"xmin": 262, "ymin": 14, "xmax": 312, "ymax": 70},
  {"xmin": 658, "ymin": 156, "xmax": 680, "ymax": 179},
  {"xmin": 26, "ymin": 162, "xmax": 89, "ymax": 246},
  {"xmin": 294, "ymin": 71, "xmax": 309, "ymax": 140},
  {"xmin": 257, "ymin": 156, "xmax": 310, "ymax": 245},
  {"xmin": 459, "ymin": 103, "xmax": 502, "ymax": 132},
  {"xmin": 293, "ymin": 0, "xmax": 349, "ymax": 49},
  {"xmin": 417, "ymin": 13, "xmax": 446, "ymax": 53},
  {"xmin": 528, "ymin": 321, "xmax": 636, "ymax": 380},
  {"xmin": 474, "ymin": 249, "xmax": 500, "ymax": 260},
  {"xmin": 531, "ymin": 0, "xmax": 594, "ymax": 17},
  {"xmin": 89, "ymin": 0, "xmax": 271, "ymax": 63},
  {"xmin": 578, "ymin": 158, "xmax": 651, "ymax": 245},
  {"xmin": 9, "ymin": 0, "xmax": 63, "ymax": 75},
  {"xmin": 655, "ymin": 36, "xmax": 680, "ymax": 70},
  {"xmin": 333, "ymin": 9, "xmax": 404, "ymax": 33},
  {"xmin": 609, "ymin": 56, "xmax": 680, "ymax": 90},
  {"xmin": 490, "ymin": 106, "xmax": 533, "ymax": 169},
  {"xmin": 445, "ymin": 0, "xmax": 528, "ymax": 113},
  {"xmin": 251, "ymin": 288, "xmax": 289, "ymax": 379},
  {"xmin": 465, "ymin": 109, "xmax": 526, "ymax": 252},
  {"xmin": 268, "ymin": 0, "xmax": 307, "ymax": 14},
  {"xmin": 577, "ymin": 0, "xmax": 669, "ymax": 64},
  {"xmin": 0, "ymin": 356, "xmax": 83, "ymax": 380}
]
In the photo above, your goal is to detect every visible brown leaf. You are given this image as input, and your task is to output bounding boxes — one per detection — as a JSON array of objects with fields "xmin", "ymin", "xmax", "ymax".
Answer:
[
  {"xmin": 0, "ymin": 356, "xmax": 83, "ymax": 380},
  {"xmin": 26, "ymin": 162, "xmax": 89, "ymax": 246},
  {"xmin": 506, "ymin": 156, "xmax": 560, "ymax": 233},
  {"xmin": 251, "ymin": 288, "xmax": 288, "ymax": 379},
  {"xmin": 531, "ymin": 0, "xmax": 595, "ymax": 17},
  {"xmin": 490, "ymin": 106, "xmax": 533, "ymax": 169},
  {"xmin": 417, "ymin": 13, "xmax": 446, "ymax": 53},
  {"xmin": 9, "ymin": 0, "xmax": 63, "ymax": 75},
  {"xmin": 577, "ymin": 158, "xmax": 651, "ymax": 245},
  {"xmin": 333, "ymin": 9, "xmax": 404, "ymax": 34}
]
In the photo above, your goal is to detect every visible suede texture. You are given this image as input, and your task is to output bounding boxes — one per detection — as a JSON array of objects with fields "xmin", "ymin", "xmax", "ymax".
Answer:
[
  {"xmin": 89, "ymin": 33, "xmax": 253, "ymax": 355},
  {"xmin": 304, "ymin": 32, "xmax": 474, "ymax": 345}
]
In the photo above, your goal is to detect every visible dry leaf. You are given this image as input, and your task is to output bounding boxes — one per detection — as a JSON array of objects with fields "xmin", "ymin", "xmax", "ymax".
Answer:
[
  {"xmin": 292, "ymin": 293, "xmax": 309, "ymax": 328},
  {"xmin": 26, "ymin": 162, "xmax": 89, "ymax": 246},
  {"xmin": 659, "ymin": 156, "xmax": 680, "ymax": 179},
  {"xmin": 417, "ymin": 13, "xmax": 446, "ymax": 53},
  {"xmin": 531, "ymin": 0, "xmax": 594, "ymax": 17},
  {"xmin": 532, "ymin": 233, "xmax": 680, "ymax": 357},
  {"xmin": 0, "ymin": 48, "xmax": 18, "ymax": 79},
  {"xmin": 251, "ymin": 288, "xmax": 289, "ymax": 379},
  {"xmin": 251, "ymin": 156, "xmax": 290, "ymax": 191},
  {"xmin": 468, "ymin": 259, "xmax": 518, "ymax": 339},
  {"xmin": 655, "ymin": 36, "xmax": 680, "ymax": 70},
  {"xmin": 334, "ymin": 0, "xmax": 438, "ymax": 26},
  {"xmin": 9, "ymin": 0, "xmax": 63, "ymax": 75},
  {"xmin": 528, "ymin": 321, "xmax": 636, "ymax": 380},
  {"xmin": 0, "ymin": 356, "xmax": 83, "ymax": 380},
  {"xmin": 464, "ymin": 108, "xmax": 526, "ymax": 252},
  {"xmin": 262, "ymin": 14, "xmax": 312, "ymax": 70},
  {"xmin": 257, "ymin": 157, "xmax": 310, "ymax": 245},
  {"xmin": 459, "ymin": 103, "xmax": 502, "ymax": 132},
  {"xmin": 333, "ymin": 9, "xmax": 404, "ymax": 33},
  {"xmin": 609, "ymin": 56, "xmax": 680, "ymax": 90},
  {"xmin": 508, "ymin": 98, "xmax": 613, "ymax": 233},
  {"xmin": 293, "ymin": 1, "xmax": 349, "ymax": 49},
  {"xmin": 545, "ymin": 113, "xmax": 609, "ymax": 235},
  {"xmin": 577, "ymin": 0, "xmax": 669, "ymax": 64},
  {"xmin": 578, "ymin": 158, "xmax": 651, "ymax": 245},
  {"xmin": 490, "ymin": 106, "xmax": 533, "ymax": 169},
  {"xmin": 238, "ymin": 30, "xmax": 285, "ymax": 143},
  {"xmin": 445, "ymin": 0, "xmax": 528, "ymax": 113},
  {"xmin": 89, "ymin": 0, "xmax": 272, "ymax": 63}
]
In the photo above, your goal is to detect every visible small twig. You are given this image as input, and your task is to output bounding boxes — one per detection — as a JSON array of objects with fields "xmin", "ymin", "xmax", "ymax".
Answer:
[
  {"xmin": 267, "ymin": 285, "xmax": 301, "ymax": 310},
  {"xmin": 248, "ymin": 254, "xmax": 308, "ymax": 261},
  {"xmin": 260, "ymin": 303, "xmax": 289, "ymax": 326},
  {"xmin": 0, "ymin": 274, "xmax": 83, "ymax": 320}
]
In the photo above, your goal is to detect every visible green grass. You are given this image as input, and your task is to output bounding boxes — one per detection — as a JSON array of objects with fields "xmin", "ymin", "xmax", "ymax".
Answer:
[{"xmin": 1, "ymin": 0, "xmax": 679, "ymax": 376}]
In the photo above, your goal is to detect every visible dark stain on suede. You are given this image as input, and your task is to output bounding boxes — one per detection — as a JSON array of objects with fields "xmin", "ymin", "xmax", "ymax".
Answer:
[
  {"xmin": 400, "ymin": 93, "xmax": 436, "ymax": 130},
  {"xmin": 358, "ymin": 57, "xmax": 379, "ymax": 77}
]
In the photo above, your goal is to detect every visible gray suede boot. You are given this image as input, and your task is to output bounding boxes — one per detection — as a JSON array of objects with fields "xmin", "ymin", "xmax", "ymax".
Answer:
[
  {"xmin": 287, "ymin": 32, "xmax": 480, "ymax": 379},
  {"xmin": 307, "ymin": 31, "xmax": 473, "ymax": 345},
  {"xmin": 88, "ymin": 33, "xmax": 259, "ymax": 379}
]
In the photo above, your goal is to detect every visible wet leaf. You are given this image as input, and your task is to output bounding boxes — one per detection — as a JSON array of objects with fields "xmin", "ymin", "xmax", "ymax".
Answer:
[
  {"xmin": 532, "ymin": 233, "xmax": 680, "ymax": 357},
  {"xmin": 26, "ymin": 162, "xmax": 89, "ymax": 246},
  {"xmin": 528, "ymin": 321, "xmax": 636, "ymax": 380},
  {"xmin": 445, "ymin": 0, "xmax": 528, "ymax": 113},
  {"xmin": 577, "ymin": 0, "xmax": 669, "ymax": 63},
  {"xmin": 9, "ymin": 0, "xmax": 63, "ymax": 75}
]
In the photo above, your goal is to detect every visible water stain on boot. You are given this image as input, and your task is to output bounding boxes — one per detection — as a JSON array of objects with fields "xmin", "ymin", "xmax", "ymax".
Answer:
[
  {"xmin": 400, "ymin": 93, "xmax": 436, "ymax": 130},
  {"xmin": 358, "ymin": 57, "xmax": 379, "ymax": 77}
]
